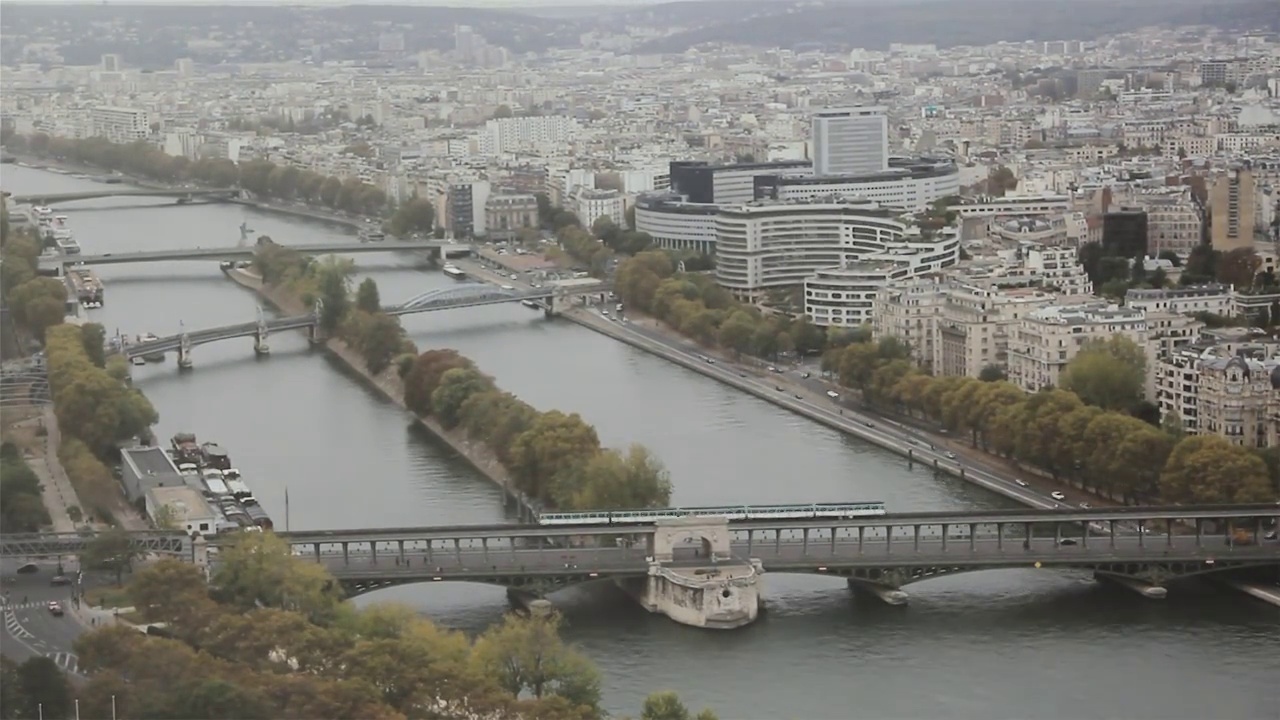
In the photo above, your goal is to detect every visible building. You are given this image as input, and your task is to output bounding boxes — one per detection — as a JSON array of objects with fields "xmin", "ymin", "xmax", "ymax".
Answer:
[
  {"xmin": 1101, "ymin": 209, "xmax": 1149, "ymax": 258},
  {"xmin": 446, "ymin": 181, "xmax": 492, "ymax": 238},
  {"xmin": 932, "ymin": 284, "xmax": 1056, "ymax": 380},
  {"xmin": 119, "ymin": 446, "xmax": 184, "ymax": 502},
  {"xmin": 483, "ymin": 194, "xmax": 538, "ymax": 241},
  {"xmin": 753, "ymin": 157, "xmax": 961, "ymax": 212},
  {"xmin": 145, "ymin": 486, "xmax": 218, "ymax": 537},
  {"xmin": 714, "ymin": 199, "xmax": 959, "ymax": 304},
  {"xmin": 1197, "ymin": 355, "xmax": 1278, "ymax": 447},
  {"xmin": 90, "ymin": 106, "xmax": 149, "ymax": 144},
  {"xmin": 100, "ymin": 54, "xmax": 121, "ymax": 72},
  {"xmin": 1132, "ymin": 187, "xmax": 1203, "ymax": 257},
  {"xmin": 633, "ymin": 195, "xmax": 719, "ymax": 255},
  {"xmin": 1209, "ymin": 168, "xmax": 1256, "ymax": 252},
  {"xmin": 572, "ymin": 187, "xmax": 625, "ymax": 227},
  {"xmin": 872, "ymin": 277, "xmax": 947, "ymax": 370},
  {"xmin": 481, "ymin": 115, "xmax": 579, "ymax": 155},
  {"xmin": 1124, "ymin": 284, "xmax": 1234, "ymax": 317},
  {"xmin": 812, "ymin": 106, "xmax": 889, "ymax": 176},
  {"xmin": 1006, "ymin": 303, "xmax": 1149, "ymax": 393},
  {"xmin": 668, "ymin": 160, "xmax": 811, "ymax": 205}
]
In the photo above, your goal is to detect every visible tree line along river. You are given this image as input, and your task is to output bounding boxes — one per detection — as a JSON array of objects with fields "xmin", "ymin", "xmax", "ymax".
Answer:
[{"xmin": 6, "ymin": 165, "xmax": 1277, "ymax": 719}]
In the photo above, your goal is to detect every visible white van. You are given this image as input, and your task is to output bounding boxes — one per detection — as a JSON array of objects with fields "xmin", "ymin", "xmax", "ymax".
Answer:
[{"xmin": 826, "ymin": 390, "xmax": 840, "ymax": 399}]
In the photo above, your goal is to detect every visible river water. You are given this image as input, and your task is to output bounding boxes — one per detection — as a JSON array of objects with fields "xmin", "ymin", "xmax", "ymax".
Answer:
[{"xmin": 6, "ymin": 165, "xmax": 1276, "ymax": 719}]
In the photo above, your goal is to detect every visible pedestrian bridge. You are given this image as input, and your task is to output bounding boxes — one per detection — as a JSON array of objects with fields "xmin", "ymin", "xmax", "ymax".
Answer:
[
  {"xmin": 38, "ymin": 239, "xmax": 471, "ymax": 271},
  {"xmin": 13, "ymin": 188, "xmax": 242, "ymax": 206},
  {"xmin": 118, "ymin": 281, "xmax": 609, "ymax": 362}
]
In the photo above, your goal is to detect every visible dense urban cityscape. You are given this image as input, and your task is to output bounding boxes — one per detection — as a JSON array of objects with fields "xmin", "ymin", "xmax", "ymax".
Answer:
[{"xmin": 0, "ymin": 1, "xmax": 1278, "ymax": 718}]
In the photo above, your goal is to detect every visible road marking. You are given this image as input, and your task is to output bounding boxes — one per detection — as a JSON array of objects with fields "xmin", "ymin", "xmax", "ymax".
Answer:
[
  {"xmin": 47, "ymin": 652, "xmax": 79, "ymax": 674},
  {"xmin": 4, "ymin": 609, "xmax": 33, "ymax": 638}
]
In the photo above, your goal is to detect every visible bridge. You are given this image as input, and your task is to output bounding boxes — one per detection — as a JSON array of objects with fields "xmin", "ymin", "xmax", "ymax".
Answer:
[
  {"xmin": 13, "ymin": 188, "xmax": 242, "ymax": 206},
  {"xmin": 38, "ymin": 239, "xmax": 473, "ymax": 271},
  {"xmin": 120, "ymin": 282, "xmax": 609, "ymax": 364}
]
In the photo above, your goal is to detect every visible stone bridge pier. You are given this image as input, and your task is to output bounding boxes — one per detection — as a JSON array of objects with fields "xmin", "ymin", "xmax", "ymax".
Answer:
[{"xmin": 625, "ymin": 517, "xmax": 763, "ymax": 629}]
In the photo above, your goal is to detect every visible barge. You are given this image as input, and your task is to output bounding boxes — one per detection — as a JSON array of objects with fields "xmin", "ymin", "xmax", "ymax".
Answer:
[
  {"xmin": 68, "ymin": 268, "xmax": 104, "ymax": 308},
  {"xmin": 137, "ymin": 333, "xmax": 166, "ymax": 363},
  {"xmin": 167, "ymin": 434, "xmax": 275, "ymax": 532}
]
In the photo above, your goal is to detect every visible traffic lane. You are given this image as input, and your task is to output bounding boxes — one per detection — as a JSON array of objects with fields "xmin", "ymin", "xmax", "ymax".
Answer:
[{"xmin": 1, "ymin": 562, "xmax": 92, "ymax": 657}]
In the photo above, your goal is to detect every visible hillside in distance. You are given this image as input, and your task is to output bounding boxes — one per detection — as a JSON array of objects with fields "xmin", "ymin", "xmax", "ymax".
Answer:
[{"xmin": 632, "ymin": 0, "xmax": 1280, "ymax": 53}]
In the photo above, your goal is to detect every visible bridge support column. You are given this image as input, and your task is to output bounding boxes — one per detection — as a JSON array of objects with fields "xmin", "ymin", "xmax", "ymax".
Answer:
[
  {"xmin": 1094, "ymin": 572, "xmax": 1168, "ymax": 600},
  {"xmin": 625, "ymin": 519, "xmax": 762, "ymax": 629},
  {"xmin": 177, "ymin": 333, "xmax": 194, "ymax": 370},
  {"xmin": 341, "ymin": 543, "xmax": 349, "ymax": 565},
  {"xmin": 313, "ymin": 543, "xmax": 321, "ymax": 562},
  {"xmin": 846, "ymin": 577, "xmax": 909, "ymax": 606},
  {"xmin": 254, "ymin": 307, "xmax": 271, "ymax": 356}
]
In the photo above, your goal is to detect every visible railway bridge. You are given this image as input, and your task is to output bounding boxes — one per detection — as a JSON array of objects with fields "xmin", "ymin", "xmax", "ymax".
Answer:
[{"xmin": 13, "ymin": 188, "xmax": 242, "ymax": 206}]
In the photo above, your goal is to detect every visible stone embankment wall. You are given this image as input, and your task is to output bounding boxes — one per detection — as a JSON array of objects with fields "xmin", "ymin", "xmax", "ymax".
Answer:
[{"xmin": 224, "ymin": 269, "xmax": 529, "ymax": 513}]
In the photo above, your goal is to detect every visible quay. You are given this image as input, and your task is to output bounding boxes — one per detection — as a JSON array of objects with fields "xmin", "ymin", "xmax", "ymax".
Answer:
[{"xmin": 4, "ymin": 504, "xmax": 1277, "ymax": 629}]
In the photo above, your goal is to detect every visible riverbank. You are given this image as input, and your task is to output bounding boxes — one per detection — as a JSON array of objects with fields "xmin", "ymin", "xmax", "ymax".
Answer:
[
  {"xmin": 7, "ymin": 152, "xmax": 366, "ymax": 231},
  {"xmin": 222, "ymin": 268, "xmax": 535, "ymax": 519}
]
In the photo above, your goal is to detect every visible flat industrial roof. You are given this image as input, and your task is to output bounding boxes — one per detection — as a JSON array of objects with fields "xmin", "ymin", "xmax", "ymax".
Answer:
[{"xmin": 123, "ymin": 446, "xmax": 180, "ymax": 477}]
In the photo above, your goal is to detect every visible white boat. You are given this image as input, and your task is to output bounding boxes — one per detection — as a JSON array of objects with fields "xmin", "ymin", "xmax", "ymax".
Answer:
[{"xmin": 442, "ymin": 264, "xmax": 467, "ymax": 281}]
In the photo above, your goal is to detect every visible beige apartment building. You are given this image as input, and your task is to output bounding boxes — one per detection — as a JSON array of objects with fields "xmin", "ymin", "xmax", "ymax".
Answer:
[
  {"xmin": 1156, "ymin": 336, "xmax": 1280, "ymax": 446},
  {"xmin": 1005, "ymin": 303, "xmax": 1149, "ymax": 393},
  {"xmin": 872, "ymin": 276, "xmax": 947, "ymax": 371},
  {"xmin": 1131, "ymin": 187, "xmax": 1203, "ymax": 257},
  {"xmin": 933, "ymin": 283, "xmax": 1056, "ymax": 379},
  {"xmin": 483, "ymin": 193, "xmax": 539, "ymax": 241},
  {"xmin": 1209, "ymin": 168, "xmax": 1256, "ymax": 252}
]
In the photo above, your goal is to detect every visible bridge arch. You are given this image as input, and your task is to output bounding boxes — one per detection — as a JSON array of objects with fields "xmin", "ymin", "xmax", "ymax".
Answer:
[
  {"xmin": 398, "ymin": 283, "xmax": 522, "ymax": 310},
  {"xmin": 766, "ymin": 558, "xmax": 1277, "ymax": 590},
  {"xmin": 337, "ymin": 571, "xmax": 635, "ymax": 599}
]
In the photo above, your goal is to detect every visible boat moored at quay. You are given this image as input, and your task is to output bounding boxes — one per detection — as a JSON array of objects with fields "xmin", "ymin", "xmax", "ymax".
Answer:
[{"xmin": 168, "ymin": 433, "xmax": 275, "ymax": 532}]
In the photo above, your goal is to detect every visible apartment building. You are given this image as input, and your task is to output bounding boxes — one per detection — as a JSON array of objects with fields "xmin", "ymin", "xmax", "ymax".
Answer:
[
  {"xmin": 1124, "ymin": 284, "xmax": 1234, "ymax": 317},
  {"xmin": 1209, "ymin": 168, "xmax": 1256, "ymax": 252},
  {"xmin": 483, "ymin": 194, "xmax": 538, "ymax": 241},
  {"xmin": 932, "ymin": 283, "xmax": 1056, "ymax": 379},
  {"xmin": 811, "ymin": 106, "xmax": 889, "ymax": 176},
  {"xmin": 572, "ymin": 187, "xmax": 625, "ymax": 227},
  {"xmin": 872, "ymin": 276, "xmax": 947, "ymax": 371},
  {"xmin": 1156, "ymin": 337, "xmax": 1280, "ymax": 445},
  {"xmin": 1131, "ymin": 187, "xmax": 1203, "ymax": 257},
  {"xmin": 90, "ymin": 105, "xmax": 149, "ymax": 143},
  {"xmin": 1005, "ymin": 303, "xmax": 1149, "ymax": 393}
]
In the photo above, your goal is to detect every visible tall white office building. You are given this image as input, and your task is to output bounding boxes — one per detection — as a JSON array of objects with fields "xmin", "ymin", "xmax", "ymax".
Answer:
[{"xmin": 812, "ymin": 106, "xmax": 889, "ymax": 176}]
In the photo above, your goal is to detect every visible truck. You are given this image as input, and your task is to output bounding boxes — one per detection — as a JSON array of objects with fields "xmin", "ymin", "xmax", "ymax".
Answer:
[
  {"xmin": 201, "ymin": 443, "xmax": 231, "ymax": 470},
  {"xmin": 170, "ymin": 433, "xmax": 201, "ymax": 464}
]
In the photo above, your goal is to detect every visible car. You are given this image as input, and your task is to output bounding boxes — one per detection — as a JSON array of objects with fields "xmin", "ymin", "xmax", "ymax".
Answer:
[
  {"xmin": 1078, "ymin": 502, "xmax": 1091, "ymax": 509},
  {"xmin": 794, "ymin": 394, "xmax": 803, "ymax": 399},
  {"xmin": 775, "ymin": 386, "xmax": 785, "ymax": 392},
  {"xmin": 945, "ymin": 451, "xmax": 957, "ymax": 459},
  {"xmin": 1265, "ymin": 531, "xmax": 1277, "ymax": 541},
  {"xmin": 705, "ymin": 358, "xmax": 716, "ymax": 365},
  {"xmin": 826, "ymin": 390, "xmax": 840, "ymax": 399},
  {"xmin": 1014, "ymin": 479, "xmax": 1029, "ymax": 487},
  {"xmin": 1050, "ymin": 491, "xmax": 1066, "ymax": 501},
  {"xmin": 767, "ymin": 366, "xmax": 780, "ymax": 373},
  {"xmin": 864, "ymin": 421, "xmax": 875, "ymax": 428},
  {"xmin": 800, "ymin": 372, "xmax": 811, "ymax": 379},
  {"xmin": 1058, "ymin": 538, "xmax": 1078, "ymax": 546},
  {"xmin": 50, "ymin": 575, "xmax": 71, "ymax": 586},
  {"xmin": 47, "ymin": 601, "xmax": 64, "ymax": 617}
]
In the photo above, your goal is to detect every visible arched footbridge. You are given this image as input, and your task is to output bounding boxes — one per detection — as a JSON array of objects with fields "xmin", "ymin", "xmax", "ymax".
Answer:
[{"xmin": 119, "ymin": 282, "xmax": 609, "ymax": 362}]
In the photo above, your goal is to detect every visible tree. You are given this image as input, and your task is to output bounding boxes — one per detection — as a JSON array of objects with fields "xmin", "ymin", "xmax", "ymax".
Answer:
[
  {"xmin": 978, "ymin": 364, "xmax": 1007, "ymax": 382},
  {"xmin": 1059, "ymin": 336, "xmax": 1146, "ymax": 411},
  {"xmin": 641, "ymin": 691, "xmax": 718, "ymax": 720},
  {"xmin": 432, "ymin": 367, "xmax": 496, "ymax": 429},
  {"xmin": 210, "ymin": 532, "xmax": 343, "ymax": 622},
  {"xmin": 83, "ymin": 527, "xmax": 142, "ymax": 584},
  {"xmin": 388, "ymin": 197, "xmax": 436, "ymax": 237},
  {"xmin": 552, "ymin": 444, "xmax": 672, "ymax": 511},
  {"xmin": 716, "ymin": 311, "xmax": 756, "ymax": 357},
  {"xmin": 1160, "ymin": 435, "xmax": 1274, "ymax": 504},
  {"xmin": 126, "ymin": 559, "xmax": 220, "ymax": 635},
  {"xmin": 14, "ymin": 657, "xmax": 71, "ymax": 720},
  {"xmin": 80, "ymin": 322, "xmax": 108, "ymax": 368},
  {"xmin": 1216, "ymin": 247, "xmax": 1261, "ymax": 289},
  {"xmin": 355, "ymin": 312, "xmax": 407, "ymax": 376},
  {"xmin": 509, "ymin": 411, "xmax": 601, "ymax": 501},
  {"xmin": 313, "ymin": 258, "xmax": 353, "ymax": 332},
  {"xmin": 403, "ymin": 349, "xmax": 474, "ymax": 416},
  {"xmin": 471, "ymin": 610, "xmax": 601, "ymax": 711},
  {"xmin": 355, "ymin": 278, "xmax": 381, "ymax": 314}
]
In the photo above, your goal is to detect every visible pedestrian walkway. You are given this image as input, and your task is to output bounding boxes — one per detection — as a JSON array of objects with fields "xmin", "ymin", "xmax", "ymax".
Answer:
[
  {"xmin": 4, "ymin": 608, "xmax": 34, "ymax": 638},
  {"xmin": 47, "ymin": 651, "xmax": 79, "ymax": 674},
  {"xmin": 2, "ymin": 601, "xmax": 51, "ymax": 612},
  {"xmin": 16, "ymin": 408, "xmax": 80, "ymax": 533}
]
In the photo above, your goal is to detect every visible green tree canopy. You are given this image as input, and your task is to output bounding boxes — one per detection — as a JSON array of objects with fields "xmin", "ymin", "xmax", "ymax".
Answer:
[{"xmin": 1060, "ymin": 335, "xmax": 1146, "ymax": 411}]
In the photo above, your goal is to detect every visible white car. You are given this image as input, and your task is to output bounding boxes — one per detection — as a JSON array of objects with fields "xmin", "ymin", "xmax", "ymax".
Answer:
[
  {"xmin": 1014, "ymin": 479, "xmax": 1029, "ymax": 487},
  {"xmin": 1050, "ymin": 491, "xmax": 1066, "ymax": 501}
]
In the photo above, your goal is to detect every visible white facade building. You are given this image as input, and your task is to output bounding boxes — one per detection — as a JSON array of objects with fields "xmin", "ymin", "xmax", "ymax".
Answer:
[
  {"xmin": 481, "ymin": 115, "xmax": 579, "ymax": 155},
  {"xmin": 812, "ymin": 106, "xmax": 889, "ymax": 176},
  {"xmin": 1006, "ymin": 303, "xmax": 1149, "ymax": 393},
  {"xmin": 573, "ymin": 187, "xmax": 625, "ymax": 227},
  {"xmin": 712, "ymin": 198, "xmax": 960, "ymax": 308},
  {"xmin": 90, "ymin": 106, "xmax": 149, "ymax": 144},
  {"xmin": 1124, "ymin": 284, "xmax": 1234, "ymax": 317}
]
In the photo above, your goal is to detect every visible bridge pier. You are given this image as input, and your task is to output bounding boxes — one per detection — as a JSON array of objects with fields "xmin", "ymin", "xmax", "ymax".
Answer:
[
  {"xmin": 846, "ymin": 577, "xmax": 910, "ymax": 606},
  {"xmin": 254, "ymin": 307, "xmax": 271, "ymax": 356},
  {"xmin": 625, "ymin": 518, "xmax": 763, "ymax": 629},
  {"xmin": 1094, "ymin": 572, "xmax": 1168, "ymax": 599},
  {"xmin": 177, "ymin": 333, "xmax": 194, "ymax": 370}
]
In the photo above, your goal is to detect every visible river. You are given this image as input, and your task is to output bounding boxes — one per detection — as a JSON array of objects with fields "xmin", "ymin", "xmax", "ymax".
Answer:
[{"xmin": 5, "ymin": 165, "xmax": 1276, "ymax": 719}]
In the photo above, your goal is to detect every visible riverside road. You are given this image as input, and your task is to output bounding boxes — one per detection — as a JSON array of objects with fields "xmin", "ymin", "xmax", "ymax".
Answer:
[{"xmin": 5, "ymin": 164, "xmax": 1278, "ymax": 720}]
